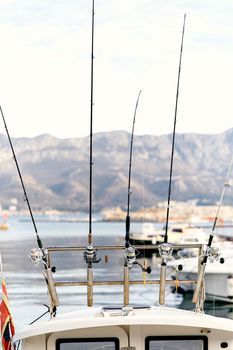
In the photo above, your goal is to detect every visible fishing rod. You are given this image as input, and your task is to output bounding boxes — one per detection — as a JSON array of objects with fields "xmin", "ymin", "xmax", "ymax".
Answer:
[
  {"xmin": 159, "ymin": 14, "xmax": 186, "ymax": 305},
  {"xmin": 0, "ymin": 106, "xmax": 43, "ymax": 251},
  {"xmin": 125, "ymin": 90, "xmax": 142, "ymax": 249},
  {"xmin": 0, "ymin": 105, "xmax": 59, "ymax": 315},
  {"xmin": 88, "ymin": 0, "xmax": 95, "ymax": 247},
  {"xmin": 123, "ymin": 90, "xmax": 142, "ymax": 306},
  {"xmin": 123, "ymin": 91, "xmax": 152, "ymax": 305},
  {"xmin": 192, "ymin": 155, "xmax": 233, "ymax": 306},
  {"xmin": 84, "ymin": 0, "xmax": 100, "ymax": 307},
  {"xmin": 164, "ymin": 14, "xmax": 186, "ymax": 244}
]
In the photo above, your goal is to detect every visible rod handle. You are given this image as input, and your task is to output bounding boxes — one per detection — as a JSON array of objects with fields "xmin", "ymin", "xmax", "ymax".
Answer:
[
  {"xmin": 159, "ymin": 262, "xmax": 166, "ymax": 305},
  {"xmin": 124, "ymin": 265, "xmax": 130, "ymax": 306},
  {"xmin": 44, "ymin": 268, "xmax": 59, "ymax": 308},
  {"xmin": 87, "ymin": 267, "xmax": 93, "ymax": 306},
  {"xmin": 192, "ymin": 264, "xmax": 205, "ymax": 304}
]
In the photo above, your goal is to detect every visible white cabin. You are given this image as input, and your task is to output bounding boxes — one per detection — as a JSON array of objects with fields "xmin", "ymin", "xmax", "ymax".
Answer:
[{"xmin": 15, "ymin": 306, "xmax": 233, "ymax": 349}]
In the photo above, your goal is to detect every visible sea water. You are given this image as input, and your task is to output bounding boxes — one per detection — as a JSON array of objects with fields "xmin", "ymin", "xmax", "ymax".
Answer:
[{"xmin": 0, "ymin": 214, "xmax": 233, "ymax": 332}]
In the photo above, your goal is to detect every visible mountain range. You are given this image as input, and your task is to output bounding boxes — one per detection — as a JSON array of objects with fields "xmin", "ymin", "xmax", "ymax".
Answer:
[{"xmin": 0, "ymin": 129, "xmax": 233, "ymax": 211}]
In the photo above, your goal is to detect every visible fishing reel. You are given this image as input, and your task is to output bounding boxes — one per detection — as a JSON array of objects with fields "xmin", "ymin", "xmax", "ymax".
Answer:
[
  {"xmin": 84, "ymin": 245, "xmax": 101, "ymax": 267},
  {"xmin": 158, "ymin": 243, "xmax": 174, "ymax": 263},
  {"xmin": 28, "ymin": 248, "xmax": 46, "ymax": 267},
  {"xmin": 204, "ymin": 246, "xmax": 224, "ymax": 264},
  {"xmin": 134, "ymin": 261, "xmax": 152, "ymax": 274},
  {"xmin": 124, "ymin": 246, "xmax": 151, "ymax": 273},
  {"xmin": 124, "ymin": 246, "xmax": 136, "ymax": 268}
]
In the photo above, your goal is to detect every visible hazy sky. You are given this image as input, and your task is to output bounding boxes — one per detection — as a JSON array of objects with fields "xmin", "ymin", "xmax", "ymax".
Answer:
[{"xmin": 0, "ymin": 0, "xmax": 232, "ymax": 138}]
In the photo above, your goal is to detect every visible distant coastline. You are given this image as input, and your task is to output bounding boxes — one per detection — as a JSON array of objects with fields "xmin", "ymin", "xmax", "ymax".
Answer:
[{"xmin": 7, "ymin": 201, "xmax": 233, "ymax": 224}]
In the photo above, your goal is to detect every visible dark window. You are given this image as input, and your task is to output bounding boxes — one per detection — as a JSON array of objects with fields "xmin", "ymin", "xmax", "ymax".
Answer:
[
  {"xmin": 146, "ymin": 336, "xmax": 208, "ymax": 350},
  {"xmin": 56, "ymin": 337, "xmax": 119, "ymax": 350}
]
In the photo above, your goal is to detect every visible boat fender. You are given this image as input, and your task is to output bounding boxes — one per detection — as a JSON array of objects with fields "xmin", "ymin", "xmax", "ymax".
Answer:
[
  {"xmin": 220, "ymin": 342, "xmax": 228, "ymax": 348},
  {"xmin": 227, "ymin": 274, "xmax": 233, "ymax": 299},
  {"xmin": 220, "ymin": 257, "xmax": 225, "ymax": 264}
]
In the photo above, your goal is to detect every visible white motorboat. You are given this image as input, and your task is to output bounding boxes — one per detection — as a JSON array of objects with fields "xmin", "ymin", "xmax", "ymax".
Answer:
[
  {"xmin": 14, "ymin": 303, "xmax": 233, "ymax": 350},
  {"xmin": 129, "ymin": 222, "xmax": 209, "ymax": 252},
  {"xmin": 129, "ymin": 222, "xmax": 163, "ymax": 245},
  {"xmin": 151, "ymin": 224, "xmax": 209, "ymax": 246},
  {"xmin": 10, "ymin": 240, "xmax": 233, "ymax": 350},
  {"xmin": 170, "ymin": 245, "xmax": 233, "ymax": 303}
]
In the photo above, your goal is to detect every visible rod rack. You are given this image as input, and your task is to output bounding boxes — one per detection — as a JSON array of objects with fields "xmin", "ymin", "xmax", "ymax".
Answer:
[
  {"xmin": 47, "ymin": 243, "xmax": 203, "ymax": 252},
  {"xmin": 54, "ymin": 280, "xmax": 196, "ymax": 287},
  {"xmin": 45, "ymin": 243, "xmax": 204, "ymax": 306}
]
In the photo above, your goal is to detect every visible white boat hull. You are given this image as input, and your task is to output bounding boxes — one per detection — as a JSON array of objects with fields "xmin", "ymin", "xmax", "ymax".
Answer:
[{"xmin": 173, "ymin": 249, "xmax": 233, "ymax": 302}]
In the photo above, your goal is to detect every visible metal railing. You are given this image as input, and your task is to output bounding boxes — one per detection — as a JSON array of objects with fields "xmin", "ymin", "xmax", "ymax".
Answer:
[{"xmin": 45, "ymin": 243, "xmax": 204, "ymax": 307}]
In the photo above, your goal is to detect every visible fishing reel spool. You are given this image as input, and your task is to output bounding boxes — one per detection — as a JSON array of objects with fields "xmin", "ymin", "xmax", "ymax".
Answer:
[
  {"xmin": 28, "ymin": 248, "xmax": 46, "ymax": 267},
  {"xmin": 28, "ymin": 247, "xmax": 57, "ymax": 271},
  {"xmin": 204, "ymin": 246, "xmax": 224, "ymax": 264},
  {"xmin": 124, "ymin": 246, "xmax": 136, "ymax": 268},
  {"xmin": 124, "ymin": 246, "xmax": 151, "ymax": 273},
  {"xmin": 158, "ymin": 243, "xmax": 174, "ymax": 263},
  {"xmin": 84, "ymin": 245, "xmax": 101, "ymax": 267}
]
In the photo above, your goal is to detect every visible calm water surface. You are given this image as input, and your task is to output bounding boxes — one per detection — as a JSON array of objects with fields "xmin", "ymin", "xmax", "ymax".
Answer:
[{"xmin": 1, "ymin": 214, "xmax": 233, "ymax": 332}]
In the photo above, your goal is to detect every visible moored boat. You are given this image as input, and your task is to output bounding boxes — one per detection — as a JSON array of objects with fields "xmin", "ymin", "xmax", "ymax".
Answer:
[
  {"xmin": 12, "ymin": 241, "xmax": 233, "ymax": 350},
  {"xmin": 170, "ymin": 245, "xmax": 233, "ymax": 303},
  {"xmin": 129, "ymin": 222, "xmax": 209, "ymax": 246}
]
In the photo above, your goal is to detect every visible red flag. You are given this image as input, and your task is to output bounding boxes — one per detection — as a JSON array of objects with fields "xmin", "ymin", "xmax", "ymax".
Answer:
[{"xmin": 0, "ymin": 278, "xmax": 15, "ymax": 350}]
